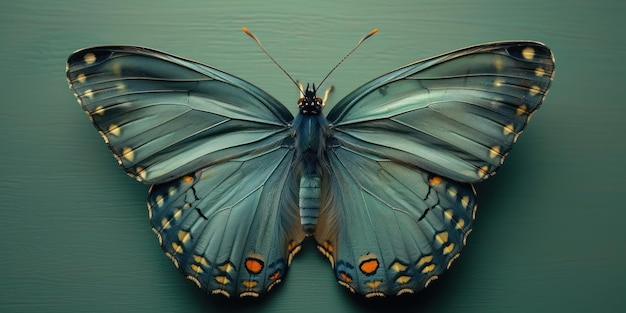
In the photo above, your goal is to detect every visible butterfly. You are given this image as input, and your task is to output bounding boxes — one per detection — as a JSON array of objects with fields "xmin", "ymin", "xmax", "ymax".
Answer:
[{"xmin": 65, "ymin": 28, "xmax": 555, "ymax": 298}]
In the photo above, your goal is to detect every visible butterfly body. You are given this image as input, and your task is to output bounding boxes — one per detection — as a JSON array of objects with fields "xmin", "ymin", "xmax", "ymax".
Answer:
[{"xmin": 66, "ymin": 39, "xmax": 554, "ymax": 298}]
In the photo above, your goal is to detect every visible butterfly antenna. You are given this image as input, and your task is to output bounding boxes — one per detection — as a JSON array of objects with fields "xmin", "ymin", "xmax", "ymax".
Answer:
[
  {"xmin": 242, "ymin": 27, "xmax": 302, "ymax": 93},
  {"xmin": 316, "ymin": 28, "xmax": 378, "ymax": 92}
]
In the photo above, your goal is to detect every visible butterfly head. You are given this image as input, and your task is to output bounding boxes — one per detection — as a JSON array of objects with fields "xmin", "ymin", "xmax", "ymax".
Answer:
[{"xmin": 297, "ymin": 83, "xmax": 323, "ymax": 115}]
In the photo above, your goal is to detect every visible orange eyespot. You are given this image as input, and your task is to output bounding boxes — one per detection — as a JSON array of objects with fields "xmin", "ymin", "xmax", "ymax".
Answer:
[
  {"xmin": 359, "ymin": 258, "xmax": 379, "ymax": 275},
  {"xmin": 245, "ymin": 257, "xmax": 264, "ymax": 274}
]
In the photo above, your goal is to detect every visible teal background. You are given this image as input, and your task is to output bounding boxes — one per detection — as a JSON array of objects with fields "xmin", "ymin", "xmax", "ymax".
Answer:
[{"xmin": 1, "ymin": 0, "xmax": 624, "ymax": 312}]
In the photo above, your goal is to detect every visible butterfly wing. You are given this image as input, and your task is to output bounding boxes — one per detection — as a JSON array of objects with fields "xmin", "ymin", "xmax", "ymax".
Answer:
[
  {"xmin": 66, "ymin": 46, "xmax": 293, "ymax": 184},
  {"xmin": 317, "ymin": 41, "xmax": 555, "ymax": 296},
  {"xmin": 317, "ymin": 145, "xmax": 475, "ymax": 296},
  {"xmin": 326, "ymin": 41, "xmax": 555, "ymax": 182},
  {"xmin": 66, "ymin": 46, "xmax": 304, "ymax": 297},
  {"xmin": 148, "ymin": 146, "xmax": 303, "ymax": 297}
]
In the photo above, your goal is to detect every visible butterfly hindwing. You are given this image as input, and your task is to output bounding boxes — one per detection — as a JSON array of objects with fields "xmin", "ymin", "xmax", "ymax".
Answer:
[
  {"xmin": 66, "ymin": 46, "xmax": 293, "ymax": 184},
  {"xmin": 326, "ymin": 41, "xmax": 555, "ymax": 183},
  {"xmin": 315, "ymin": 144, "xmax": 475, "ymax": 296},
  {"xmin": 148, "ymin": 146, "xmax": 304, "ymax": 297}
]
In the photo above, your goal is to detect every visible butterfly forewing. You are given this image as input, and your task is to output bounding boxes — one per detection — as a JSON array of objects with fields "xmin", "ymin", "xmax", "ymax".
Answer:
[
  {"xmin": 327, "ymin": 41, "xmax": 555, "ymax": 183},
  {"xmin": 66, "ymin": 46, "xmax": 293, "ymax": 184}
]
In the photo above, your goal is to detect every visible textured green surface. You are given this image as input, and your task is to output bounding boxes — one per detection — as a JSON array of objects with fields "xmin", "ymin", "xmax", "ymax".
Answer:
[{"xmin": 1, "ymin": 0, "xmax": 624, "ymax": 312}]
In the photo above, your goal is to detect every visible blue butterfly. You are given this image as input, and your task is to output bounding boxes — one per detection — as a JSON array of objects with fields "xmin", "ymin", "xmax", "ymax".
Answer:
[{"xmin": 66, "ymin": 28, "xmax": 555, "ymax": 298}]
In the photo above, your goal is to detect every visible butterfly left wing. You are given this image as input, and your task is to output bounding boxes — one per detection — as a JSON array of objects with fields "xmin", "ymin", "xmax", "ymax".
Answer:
[
  {"xmin": 148, "ymin": 146, "xmax": 304, "ymax": 297},
  {"xmin": 66, "ymin": 46, "xmax": 305, "ymax": 297}
]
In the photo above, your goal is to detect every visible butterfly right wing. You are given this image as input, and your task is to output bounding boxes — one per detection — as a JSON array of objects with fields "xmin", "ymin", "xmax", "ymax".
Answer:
[
  {"xmin": 315, "ymin": 144, "xmax": 475, "ymax": 296},
  {"xmin": 148, "ymin": 145, "xmax": 304, "ymax": 297}
]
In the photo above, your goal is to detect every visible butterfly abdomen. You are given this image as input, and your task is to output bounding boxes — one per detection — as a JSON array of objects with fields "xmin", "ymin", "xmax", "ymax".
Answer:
[{"xmin": 299, "ymin": 174, "xmax": 320, "ymax": 235}]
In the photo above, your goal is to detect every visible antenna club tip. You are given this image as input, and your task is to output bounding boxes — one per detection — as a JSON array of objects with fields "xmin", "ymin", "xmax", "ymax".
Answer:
[
  {"xmin": 242, "ymin": 27, "xmax": 253, "ymax": 37},
  {"xmin": 364, "ymin": 28, "xmax": 378, "ymax": 39}
]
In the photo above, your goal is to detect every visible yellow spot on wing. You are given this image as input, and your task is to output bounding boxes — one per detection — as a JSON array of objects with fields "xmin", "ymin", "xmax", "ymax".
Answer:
[
  {"xmin": 122, "ymin": 147, "xmax": 134, "ymax": 161},
  {"xmin": 417, "ymin": 255, "xmax": 433, "ymax": 266},
  {"xmin": 489, "ymin": 146, "xmax": 501, "ymax": 159},
  {"xmin": 215, "ymin": 276, "xmax": 230, "ymax": 285},
  {"xmin": 173, "ymin": 208, "xmax": 183, "ymax": 220},
  {"xmin": 366, "ymin": 280, "xmax": 382, "ymax": 289},
  {"xmin": 529, "ymin": 85, "xmax": 541, "ymax": 96},
  {"xmin": 135, "ymin": 166, "xmax": 147, "ymax": 181},
  {"xmin": 456, "ymin": 218, "xmax": 465, "ymax": 229},
  {"xmin": 503, "ymin": 123, "xmax": 515, "ymax": 135},
  {"xmin": 92, "ymin": 106, "xmax": 105, "ymax": 115},
  {"xmin": 193, "ymin": 255, "xmax": 209, "ymax": 266},
  {"xmin": 422, "ymin": 264, "xmax": 436, "ymax": 273},
  {"xmin": 242, "ymin": 280, "xmax": 258, "ymax": 289},
  {"xmin": 477, "ymin": 165, "xmax": 490, "ymax": 179},
  {"xmin": 390, "ymin": 261, "xmax": 407, "ymax": 272},
  {"xmin": 219, "ymin": 262, "xmax": 235, "ymax": 273},
  {"xmin": 84, "ymin": 53, "xmax": 96, "ymax": 64},
  {"xmin": 76, "ymin": 73, "xmax": 86, "ymax": 83},
  {"xmin": 168, "ymin": 186, "xmax": 177, "ymax": 196},
  {"xmin": 461, "ymin": 196, "xmax": 470, "ymax": 208},
  {"xmin": 516, "ymin": 104, "xmax": 528, "ymax": 116},
  {"xmin": 83, "ymin": 89, "xmax": 94, "ymax": 99},
  {"xmin": 190, "ymin": 264, "xmax": 203, "ymax": 274},
  {"xmin": 161, "ymin": 217, "xmax": 171, "ymax": 229},
  {"xmin": 178, "ymin": 230, "xmax": 191, "ymax": 243},
  {"xmin": 522, "ymin": 47, "xmax": 535, "ymax": 60},
  {"xmin": 396, "ymin": 275, "xmax": 411, "ymax": 284},
  {"xmin": 447, "ymin": 187, "xmax": 457, "ymax": 198},
  {"xmin": 107, "ymin": 124, "xmax": 120, "ymax": 136},
  {"xmin": 443, "ymin": 243, "xmax": 455, "ymax": 254},
  {"xmin": 535, "ymin": 67, "xmax": 546, "ymax": 77},
  {"xmin": 435, "ymin": 232, "xmax": 449, "ymax": 244},
  {"xmin": 155, "ymin": 195, "xmax": 164, "ymax": 207},
  {"xmin": 171, "ymin": 242, "xmax": 183, "ymax": 253}
]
